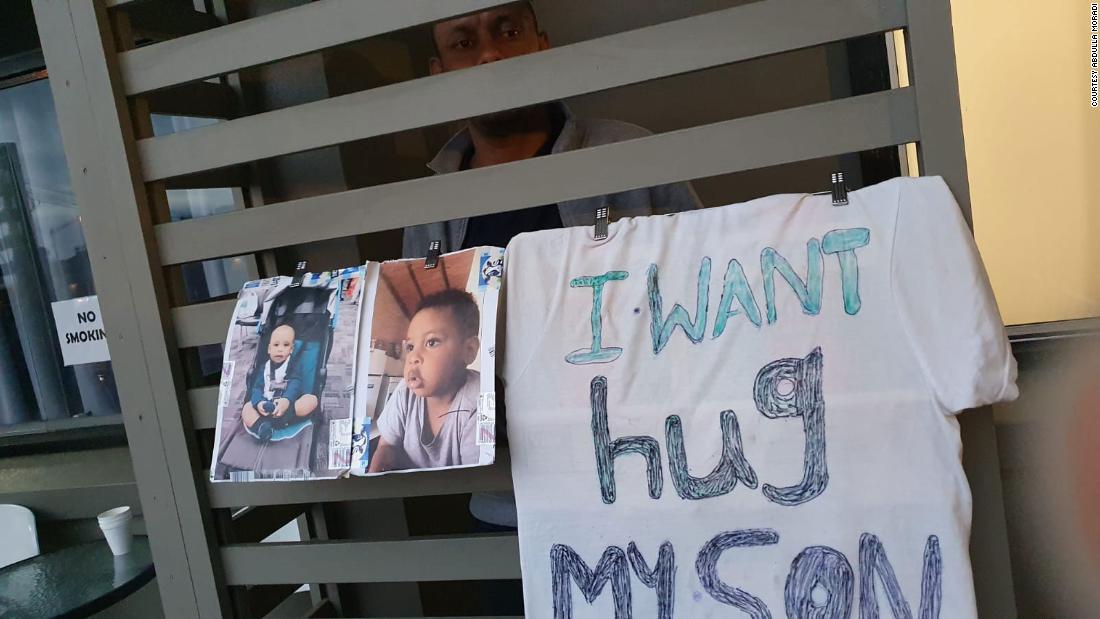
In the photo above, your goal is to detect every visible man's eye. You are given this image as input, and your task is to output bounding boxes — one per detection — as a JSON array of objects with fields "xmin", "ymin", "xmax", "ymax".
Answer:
[
  {"xmin": 503, "ymin": 28, "xmax": 520, "ymax": 39},
  {"xmin": 454, "ymin": 38, "xmax": 473, "ymax": 50}
]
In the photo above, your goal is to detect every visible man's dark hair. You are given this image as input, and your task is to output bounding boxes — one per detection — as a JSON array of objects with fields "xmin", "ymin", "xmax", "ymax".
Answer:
[
  {"xmin": 415, "ymin": 289, "xmax": 480, "ymax": 338},
  {"xmin": 429, "ymin": 1, "xmax": 538, "ymax": 57}
]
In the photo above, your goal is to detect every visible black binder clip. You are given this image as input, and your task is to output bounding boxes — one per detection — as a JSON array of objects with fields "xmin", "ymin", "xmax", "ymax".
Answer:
[
  {"xmin": 289, "ymin": 261, "xmax": 307, "ymax": 287},
  {"xmin": 424, "ymin": 240, "xmax": 442, "ymax": 270},
  {"xmin": 830, "ymin": 172, "xmax": 849, "ymax": 206},
  {"xmin": 594, "ymin": 206, "xmax": 610, "ymax": 241}
]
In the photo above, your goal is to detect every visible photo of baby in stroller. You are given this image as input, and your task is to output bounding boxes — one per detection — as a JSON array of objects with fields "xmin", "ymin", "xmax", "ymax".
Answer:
[{"xmin": 211, "ymin": 268, "xmax": 364, "ymax": 481}]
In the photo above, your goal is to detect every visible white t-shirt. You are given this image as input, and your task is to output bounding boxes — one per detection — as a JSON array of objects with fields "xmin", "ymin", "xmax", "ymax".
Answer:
[
  {"xmin": 377, "ymin": 368, "xmax": 481, "ymax": 469},
  {"xmin": 502, "ymin": 176, "xmax": 1017, "ymax": 618}
]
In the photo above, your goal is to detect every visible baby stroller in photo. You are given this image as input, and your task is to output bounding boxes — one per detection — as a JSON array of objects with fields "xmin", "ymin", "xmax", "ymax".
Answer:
[
  {"xmin": 244, "ymin": 284, "xmax": 336, "ymax": 443},
  {"xmin": 217, "ymin": 280, "xmax": 340, "ymax": 476}
]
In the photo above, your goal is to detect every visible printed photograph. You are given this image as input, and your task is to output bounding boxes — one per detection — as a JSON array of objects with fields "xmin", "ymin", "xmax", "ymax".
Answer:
[
  {"xmin": 351, "ymin": 247, "xmax": 502, "ymax": 476},
  {"xmin": 210, "ymin": 267, "xmax": 365, "ymax": 482}
]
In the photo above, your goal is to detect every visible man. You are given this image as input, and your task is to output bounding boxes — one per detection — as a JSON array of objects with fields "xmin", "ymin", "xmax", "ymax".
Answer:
[
  {"xmin": 406, "ymin": 3, "xmax": 701, "ymax": 562},
  {"xmin": 402, "ymin": 1, "xmax": 701, "ymax": 257}
]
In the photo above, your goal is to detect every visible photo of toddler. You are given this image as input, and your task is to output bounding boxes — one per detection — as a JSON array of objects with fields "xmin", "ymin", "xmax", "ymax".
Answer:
[
  {"xmin": 369, "ymin": 290, "xmax": 481, "ymax": 471},
  {"xmin": 351, "ymin": 246, "xmax": 501, "ymax": 476}
]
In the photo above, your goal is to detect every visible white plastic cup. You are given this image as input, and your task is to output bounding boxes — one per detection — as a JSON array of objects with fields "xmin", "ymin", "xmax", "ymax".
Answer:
[{"xmin": 97, "ymin": 506, "xmax": 133, "ymax": 556}]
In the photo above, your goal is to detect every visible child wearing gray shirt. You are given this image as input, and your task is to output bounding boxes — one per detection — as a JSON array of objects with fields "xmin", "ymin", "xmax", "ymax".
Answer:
[{"xmin": 370, "ymin": 290, "xmax": 482, "ymax": 472}]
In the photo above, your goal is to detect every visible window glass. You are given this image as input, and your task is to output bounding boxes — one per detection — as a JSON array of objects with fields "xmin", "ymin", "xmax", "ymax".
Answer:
[
  {"xmin": 0, "ymin": 80, "xmax": 255, "ymax": 426},
  {"xmin": 0, "ymin": 78, "xmax": 118, "ymax": 423},
  {"xmin": 152, "ymin": 113, "xmax": 258, "ymax": 303}
]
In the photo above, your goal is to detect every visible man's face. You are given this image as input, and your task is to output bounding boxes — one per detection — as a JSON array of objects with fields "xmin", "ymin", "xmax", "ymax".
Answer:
[
  {"xmin": 403, "ymin": 307, "xmax": 478, "ymax": 400},
  {"xmin": 268, "ymin": 326, "xmax": 295, "ymax": 364},
  {"xmin": 430, "ymin": 3, "xmax": 549, "ymax": 74}
]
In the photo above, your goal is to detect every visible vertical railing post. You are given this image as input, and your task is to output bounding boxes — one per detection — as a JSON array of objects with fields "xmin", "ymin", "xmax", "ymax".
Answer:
[
  {"xmin": 903, "ymin": 0, "xmax": 973, "ymax": 221},
  {"xmin": 905, "ymin": 1, "xmax": 1018, "ymax": 616},
  {"xmin": 32, "ymin": 0, "xmax": 230, "ymax": 616}
]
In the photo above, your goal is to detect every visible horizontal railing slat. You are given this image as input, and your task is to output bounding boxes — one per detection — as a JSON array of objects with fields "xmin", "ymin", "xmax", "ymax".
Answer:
[
  {"xmin": 0, "ymin": 447, "xmax": 140, "ymax": 520},
  {"xmin": 173, "ymin": 299, "xmax": 234, "ymax": 349},
  {"xmin": 1005, "ymin": 317, "xmax": 1100, "ymax": 341},
  {"xmin": 1, "ymin": 483, "xmax": 141, "ymax": 520},
  {"xmin": 206, "ymin": 451, "xmax": 513, "ymax": 508},
  {"xmin": 157, "ymin": 88, "xmax": 919, "ymax": 268},
  {"xmin": 136, "ymin": 0, "xmax": 908, "ymax": 180},
  {"xmin": 222, "ymin": 534, "xmax": 520, "ymax": 585},
  {"xmin": 118, "ymin": 0, "xmax": 513, "ymax": 96}
]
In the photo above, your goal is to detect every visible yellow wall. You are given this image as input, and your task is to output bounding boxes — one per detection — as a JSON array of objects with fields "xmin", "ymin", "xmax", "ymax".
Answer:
[{"xmin": 951, "ymin": 1, "xmax": 1100, "ymax": 325}]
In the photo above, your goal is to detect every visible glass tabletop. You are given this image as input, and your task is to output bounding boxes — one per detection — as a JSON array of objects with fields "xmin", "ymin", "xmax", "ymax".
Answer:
[{"xmin": 0, "ymin": 536, "xmax": 154, "ymax": 619}]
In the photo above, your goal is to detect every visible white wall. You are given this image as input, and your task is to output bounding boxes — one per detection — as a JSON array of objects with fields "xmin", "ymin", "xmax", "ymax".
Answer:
[{"xmin": 952, "ymin": 1, "xmax": 1100, "ymax": 325}]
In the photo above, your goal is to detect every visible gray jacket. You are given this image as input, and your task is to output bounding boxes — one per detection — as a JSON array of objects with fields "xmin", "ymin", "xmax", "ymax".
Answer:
[{"xmin": 401, "ymin": 104, "xmax": 701, "ymax": 257}]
